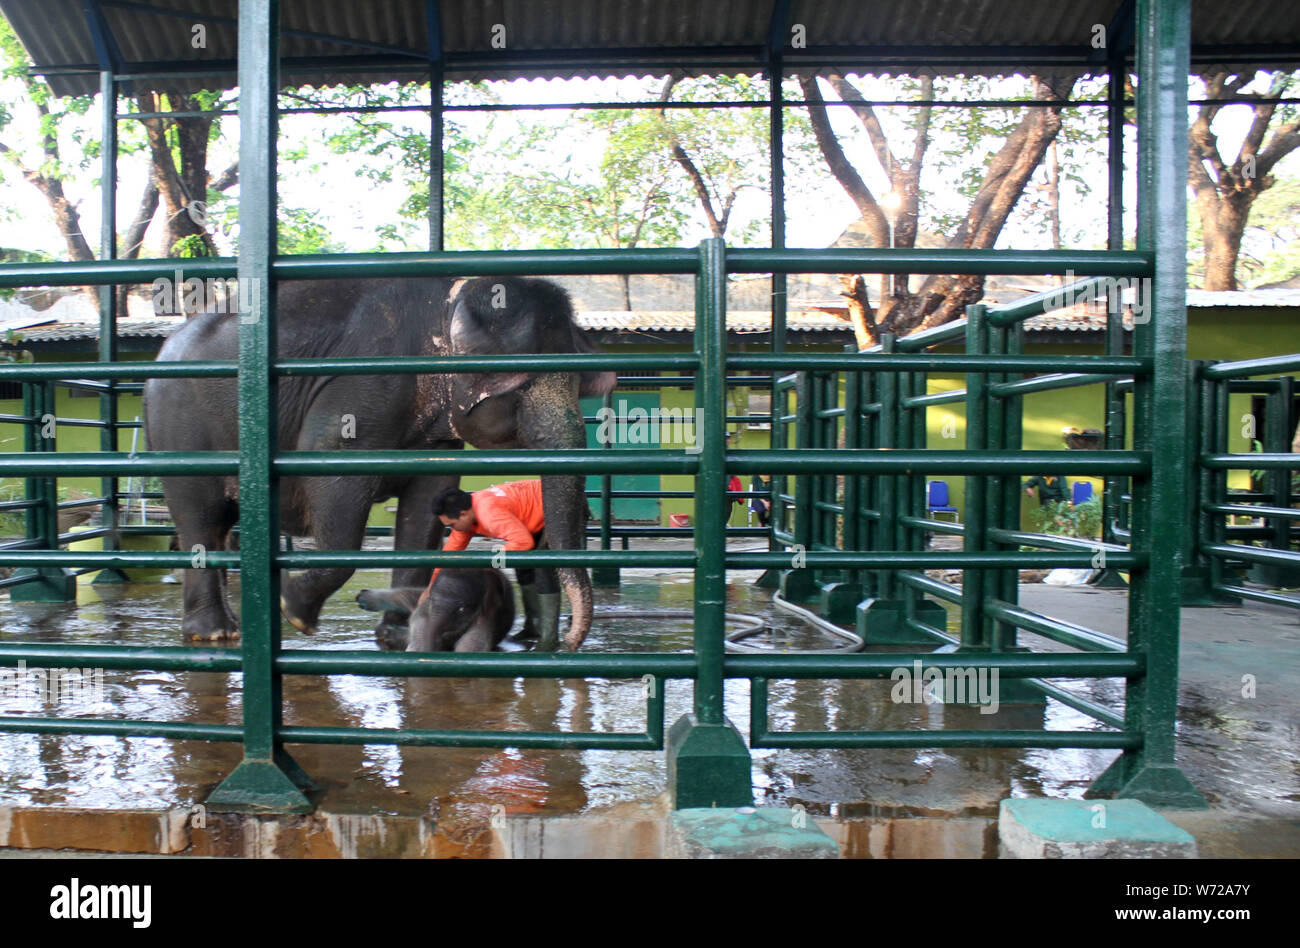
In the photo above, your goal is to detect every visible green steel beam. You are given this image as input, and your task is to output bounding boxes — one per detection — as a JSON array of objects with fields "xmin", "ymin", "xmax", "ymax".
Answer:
[
  {"xmin": 730, "ymin": 353, "xmax": 1149, "ymax": 373},
  {"xmin": 727, "ymin": 248, "xmax": 1152, "ymax": 275},
  {"xmin": 726, "ymin": 450, "xmax": 1148, "ymax": 474},
  {"xmin": 1202, "ymin": 353, "xmax": 1300, "ymax": 379},
  {"xmin": 989, "ymin": 373, "xmax": 1129, "ymax": 398},
  {"xmin": 276, "ymin": 353, "xmax": 699, "ymax": 374},
  {"xmin": 1107, "ymin": 0, "xmax": 1205, "ymax": 808},
  {"xmin": 752, "ymin": 731, "xmax": 1139, "ymax": 750},
  {"xmin": 0, "ymin": 361, "xmax": 235, "ymax": 380},
  {"xmin": 278, "ymin": 726, "xmax": 659, "ymax": 750},
  {"xmin": 207, "ymin": 0, "xmax": 312, "ymax": 814},
  {"xmin": 726, "ymin": 651, "xmax": 1142, "ymax": 678},
  {"xmin": 0, "ymin": 717, "xmax": 242, "ymax": 741},
  {"xmin": 727, "ymin": 551, "xmax": 1144, "ymax": 569}
]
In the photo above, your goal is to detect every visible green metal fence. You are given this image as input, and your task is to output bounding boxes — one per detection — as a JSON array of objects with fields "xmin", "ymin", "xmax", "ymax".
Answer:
[
  {"xmin": 0, "ymin": 0, "xmax": 1208, "ymax": 811},
  {"xmin": 1197, "ymin": 355, "xmax": 1300, "ymax": 611}
]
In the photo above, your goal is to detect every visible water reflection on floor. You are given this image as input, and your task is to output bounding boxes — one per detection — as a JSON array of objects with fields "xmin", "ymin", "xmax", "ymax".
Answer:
[{"xmin": 0, "ymin": 570, "xmax": 1140, "ymax": 820}]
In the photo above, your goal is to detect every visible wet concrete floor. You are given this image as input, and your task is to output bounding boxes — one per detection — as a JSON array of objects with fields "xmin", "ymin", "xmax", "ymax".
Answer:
[{"xmin": 0, "ymin": 566, "xmax": 1297, "ymax": 856}]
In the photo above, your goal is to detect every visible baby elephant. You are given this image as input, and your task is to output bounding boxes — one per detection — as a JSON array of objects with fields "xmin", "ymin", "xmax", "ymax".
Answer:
[{"xmin": 357, "ymin": 568, "xmax": 515, "ymax": 652}]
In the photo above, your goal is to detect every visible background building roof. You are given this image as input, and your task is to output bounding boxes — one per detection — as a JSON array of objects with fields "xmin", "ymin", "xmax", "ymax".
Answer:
[{"xmin": 4, "ymin": 0, "xmax": 1298, "ymax": 98}]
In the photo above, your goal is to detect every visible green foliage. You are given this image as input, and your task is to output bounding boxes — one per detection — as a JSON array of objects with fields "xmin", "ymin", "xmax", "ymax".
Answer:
[
  {"xmin": 1028, "ymin": 496, "xmax": 1102, "ymax": 539},
  {"xmin": 278, "ymin": 205, "xmax": 344, "ymax": 254},
  {"xmin": 169, "ymin": 233, "xmax": 210, "ymax": 258},
  {"xmin": 0, "ymin": 480, "xmax": 24, "ymax": 536}
]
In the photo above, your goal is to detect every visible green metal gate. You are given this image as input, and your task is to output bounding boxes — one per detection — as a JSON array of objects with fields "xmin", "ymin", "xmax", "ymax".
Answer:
[{"xmin": 0, "ymin": 0, "xmax": 1210, "ymax": 811}]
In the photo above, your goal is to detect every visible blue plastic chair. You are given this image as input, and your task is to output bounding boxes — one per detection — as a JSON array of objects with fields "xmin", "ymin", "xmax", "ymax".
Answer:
[
  {"xmin": 927, "ymin": 480, "xmax": 960, "ymax": 523},
  {"xmin": 1072, "ymin": 481, "xmax": 1094, "ymax": 505}
]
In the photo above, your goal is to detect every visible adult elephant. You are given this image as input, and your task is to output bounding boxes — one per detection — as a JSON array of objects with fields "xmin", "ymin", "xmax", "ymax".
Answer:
[{"xmin": 142, "ymin": 276, "xmax": 612, "ymax": 650}]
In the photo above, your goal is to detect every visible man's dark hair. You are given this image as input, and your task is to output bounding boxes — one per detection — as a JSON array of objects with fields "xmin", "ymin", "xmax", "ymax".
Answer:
[{"xmin": 433, "ymin": 488, "xmax": 473, "ymax": 519}]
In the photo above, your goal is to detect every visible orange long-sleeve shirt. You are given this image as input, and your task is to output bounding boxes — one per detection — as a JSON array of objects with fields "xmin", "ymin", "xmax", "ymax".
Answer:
[{"xmin": 426, "ymin": 480, "xmax": 546, "ymax": 594}]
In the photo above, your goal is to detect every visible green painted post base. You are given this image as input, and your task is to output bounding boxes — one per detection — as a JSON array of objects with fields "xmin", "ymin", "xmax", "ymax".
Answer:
[
  {"xmin": 1118, "ymin": 764, "xmax": 1209, "ymax": 809},
  {"xmin": 8, "ymin": 568, "xmax": 77, "ymax": 603},
  {"xmin": 91, "ymin": 568, "xmax": 131, "ymax": 586},
  {"xmin": 1180, "ymin": 566, "xmax": 1240, "ymax": 606},
  {"xmin": 206, "ymin": 750, "xmax": 319, "ymax": 814},
  {"xmin": 753, "ymin": 569, "xmax": 781, "ymax": 589},
  {"xmin": 1084, "ymin": 753, "xmax": 1128, "ymax": 799},
  {"xmin": 818, "ymin": 581, "xmax": 865, "ymax": 626},
  {"xmin": 666, "ymin": 714, "xmax": 753, "ymax": 809},
  {"xmin": 1084, "ymin": 754, "xmax": 1207, "ymax": 809},
  {"xmin": 1090, "ymin": 568, "xmax": 1129, "ymax": 588},
  {"xmin": 778, "ymin": 569, "xmax": 817, "ymax": 602},
  {"xmin": 591, "ymin": 567, "xmax": 620, "ymax": 587},
  {"xmin": 856, "ymin": 598, "xmax": 948, "ymax": 645}
]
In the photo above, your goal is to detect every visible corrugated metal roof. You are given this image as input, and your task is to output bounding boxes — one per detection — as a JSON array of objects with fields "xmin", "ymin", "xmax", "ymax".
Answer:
[
  {"xmin": 5, "ymin": 0, "xmax": 1297, "ymax": 98},
  {"xmin": 9, "ymin": 316, "xmax": 184, "ymax": 342},
  {"xmin": 1, "ymin": 308, "xmax": 851, "ymax": 345}
]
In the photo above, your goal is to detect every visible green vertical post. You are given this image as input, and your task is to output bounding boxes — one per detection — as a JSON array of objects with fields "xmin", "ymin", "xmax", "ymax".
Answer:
[
  {"xmin": 208, "ymin": 0, "xmax": 314, "ymax": 813},
  {"xmin": 667, "ymin": 238, "xmax": 752, "ymax": 809},
  {"xmin": 1196, "ymin": 369, "xmax": 1228, "ymax": 598},
  {"xmin": 960, "ymin": 305, "xmax": 989, "ymax": 652},
  {"xmin": 779, "ymin": 370, "xmax": 816, "ymax": 600},
  {"xmin": 1091, "ymin": 0, "xmax": 1205, "ymax": 807},
  {"xmin": 593, "ymin": 387, "xmax": 619, "ymax": 586},
  {"xmin": 94, "ymin": 66, "xmax": 127, "ymax": 585},
  {"xmin": 1180, "ymin": 360, "xmax": 1223, "ymax": 602},
  {"xmin": 876, "ymin": 334, "xmax": 898, "ymax": 601},
  {"xmin": 1001, "ymin": 324, "xmax": 1028, "ymax": 620},
  {"xmin": 988, "ymin": 323, "xmax": 1039, "ymax": 703},
  {"xmin": 1097, "ymin": 41, "xmax": 1130, "ymax": 588},
  {"xmin": 755, "ymin": 38, "xmax": 786, "ymax": 591},
  {"xmin": 1261, "ymin": 376, "xmax": 1297, "ymax": 584}
]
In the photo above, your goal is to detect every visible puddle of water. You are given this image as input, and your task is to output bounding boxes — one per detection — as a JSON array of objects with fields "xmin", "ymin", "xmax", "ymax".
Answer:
[{"xmin": 1, "ymin": 569, "xmax": 1285, "ymax": 824}]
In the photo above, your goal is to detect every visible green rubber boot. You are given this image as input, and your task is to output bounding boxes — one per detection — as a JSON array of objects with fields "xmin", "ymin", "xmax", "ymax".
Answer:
[
  {"xmin": 534, "ymin": 592, "xmax": 562, "ymax": 652},
  {"xmin": 518, "ymin": 583, "xmax": 542, "ymax": 641}
]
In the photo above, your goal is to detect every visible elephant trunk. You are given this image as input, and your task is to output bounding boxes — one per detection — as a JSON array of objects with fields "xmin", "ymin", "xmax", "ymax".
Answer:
[{"xmin": 519, "ymin": 374, "xmax": 594, "ymax": 650}]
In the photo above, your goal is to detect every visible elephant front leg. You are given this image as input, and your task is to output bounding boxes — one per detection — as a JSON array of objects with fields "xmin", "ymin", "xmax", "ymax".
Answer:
[{"xmin": 279, "ymin": 477, "xmax": 370, "ymax": 636}]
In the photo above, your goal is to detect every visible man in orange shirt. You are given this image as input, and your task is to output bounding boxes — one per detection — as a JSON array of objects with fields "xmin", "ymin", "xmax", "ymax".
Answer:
[{"xmin": 428, "ymin": 480, "xmax": 560, "ymax": 649}]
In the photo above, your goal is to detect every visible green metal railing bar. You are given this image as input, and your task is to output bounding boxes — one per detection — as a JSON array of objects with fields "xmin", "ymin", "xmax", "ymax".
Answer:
[
  {"xmin": 989, "ymin": 373, "xmax": 1130, "ymax": 398},
  {"xmin": 730, "ymin": 353, "xmax": 1150, "ymax": 373},
  {"xmin": 983, "ymin": 599, "xmax": 1127, "ymax": 653},
  {"xmin": 727, "ymin": 248, "xmax": 1153, "ymax": 275},
  {"xmin": 1202, "ymin": 353, "xmax": 1300, "ymax": 379}
]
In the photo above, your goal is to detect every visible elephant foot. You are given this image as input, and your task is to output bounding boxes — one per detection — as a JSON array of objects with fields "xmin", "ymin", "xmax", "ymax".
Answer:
[
  {"xmin": 280, "ymin": 596, "xmax": 319, "ymax": 636},
  {"xmin": 183, "ymin": 617, "xmax": 239, "ymax": 642},
  {"xmin": 374, "ymin": 620, "xmax": 409, "ymax": 652}
]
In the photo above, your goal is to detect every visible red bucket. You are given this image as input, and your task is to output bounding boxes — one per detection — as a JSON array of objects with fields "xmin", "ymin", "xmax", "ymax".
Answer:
[{"xmin": 668, "ymin": 514, "xmax": 691, "ymax": 528}]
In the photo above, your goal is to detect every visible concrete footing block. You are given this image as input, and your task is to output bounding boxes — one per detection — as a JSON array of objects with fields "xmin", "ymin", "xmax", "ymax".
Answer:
[
  {"xmin": 667, "ymin": 807, "xmax": 840, "ymax": 859},
  {"xmin": 999, "ymin": 798, "xmax": 1197, "ymax": 859}
]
